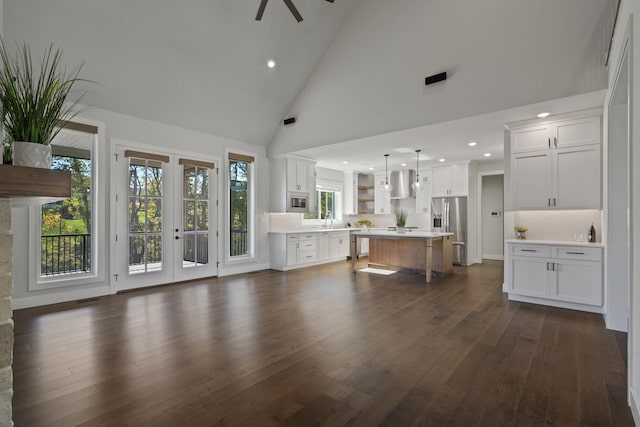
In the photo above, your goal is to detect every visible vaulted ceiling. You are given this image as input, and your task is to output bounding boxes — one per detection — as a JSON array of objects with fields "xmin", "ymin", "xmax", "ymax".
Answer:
[{"xmin": 4, "ymin": 0, "xmax": 613, "ymax": 162}]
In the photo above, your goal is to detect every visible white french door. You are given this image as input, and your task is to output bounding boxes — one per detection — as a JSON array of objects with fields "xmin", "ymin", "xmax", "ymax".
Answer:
[{"xmin": 113, "ymin": 144, "xmax": 218, "ymax": 291}]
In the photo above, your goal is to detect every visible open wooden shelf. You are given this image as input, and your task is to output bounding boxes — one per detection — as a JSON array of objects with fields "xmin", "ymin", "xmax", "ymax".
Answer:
[
  {"xmin": 358, "ymin": 185, "xmax": 374, "ymax": 190},
  {"xmin": 0, "ymin": 164, "xmax": 71, "ymax": 199},
  {"xmin": 358, "ymin": 198, "xmax": 374, "ymax": 202}
]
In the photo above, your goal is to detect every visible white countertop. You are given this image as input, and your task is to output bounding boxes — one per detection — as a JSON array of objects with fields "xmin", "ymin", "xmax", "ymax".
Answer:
[
  {"xmin": 355, "ymin": 229, "xmax": 454, "ymax": 239},
  {"xmin": 269, "ymin": 227, "xmax": 352, "ymax": 234},
  {"xmin": 505, "ymin": 239, "xmax": 605, "ymax": 248}
]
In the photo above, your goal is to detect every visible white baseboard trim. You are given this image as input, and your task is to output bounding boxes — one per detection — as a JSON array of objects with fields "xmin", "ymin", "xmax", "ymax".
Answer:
[
  {"xmin": 630, "ymin": 387, "xmax": 640, "ymax": 426},
  {"xmin": 507, "ymin": 293, "xmax": 604, "ymax": 314},
  {"xmin": 13, "ymin": 286, "xmax": 112, "ymax": 310},
  {"xmin": 604, "ymin": 311, "xmax": 629, "ymax": 332},
  {"xmin": 270, "ymin": 257, "xmax": 349, "ymax": 272},
  {"xmin": 219, "ymin": 262, "xmax": 270, "ymax": 277},
  {"xmin": 483, "ymin": 254, "xmax": 504, "ymax": 261}
]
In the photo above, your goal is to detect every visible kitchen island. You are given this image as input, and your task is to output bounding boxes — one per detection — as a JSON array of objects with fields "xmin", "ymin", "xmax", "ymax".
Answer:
[{"xmin": 351, "ymin": 229, "xmax": 454, "ymax": 283}]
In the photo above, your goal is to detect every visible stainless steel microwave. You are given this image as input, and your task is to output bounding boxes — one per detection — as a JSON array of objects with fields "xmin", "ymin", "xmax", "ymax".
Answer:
[{"xmin": 287, "ymin": 192, "xmax": 309, "ymax": 213}]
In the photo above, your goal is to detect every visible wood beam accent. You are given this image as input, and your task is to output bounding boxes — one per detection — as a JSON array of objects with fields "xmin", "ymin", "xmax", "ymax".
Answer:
[{"xmin": 0, "ymin": 164, "xmax": 71, "ymax": 198}]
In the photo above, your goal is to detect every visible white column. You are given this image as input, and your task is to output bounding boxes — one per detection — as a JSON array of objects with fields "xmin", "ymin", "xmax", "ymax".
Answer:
[{"xmin": 0, "ymin": 199, "xmax": 13, "ymax": 427}]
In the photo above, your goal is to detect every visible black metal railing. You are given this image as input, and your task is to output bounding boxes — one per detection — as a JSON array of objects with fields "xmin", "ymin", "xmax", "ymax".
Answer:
[
  {"xmin": 41, "ymin": 233, "xmax": 91, "ymax": 276},
  {"xmin": 183, "ymin": 234, "xmax": 209, "ymax": 264},
  {"xmin": 230, "ymin": 229, "xmax": 248, "ymax": 257}
]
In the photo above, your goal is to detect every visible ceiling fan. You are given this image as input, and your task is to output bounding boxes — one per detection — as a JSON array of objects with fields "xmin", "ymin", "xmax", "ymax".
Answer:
[{"xmin": 256, "ymin": 0, "xmax": 334, "ymax": 23}]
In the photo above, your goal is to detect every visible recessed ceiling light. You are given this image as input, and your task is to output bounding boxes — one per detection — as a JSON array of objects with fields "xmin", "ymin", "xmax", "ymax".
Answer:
[
  {"xmin": 267, "ymin": 59, "xmax": 276, "ymax": 69},
  {"xmin": 401, "ymin": 163, "xmax": 407, "ymax": 167},
  {"xmin": 342, "ymin": 161, "xmax": 349, "ymax": 164},
  {"xmin": 484, "ymin": 153, "xmax": 492, "ymax": 157},
  {"xmin": 468, "ymin": 141, "xmax": 478, "ymax": 147},
  {"xmin": 537, "ymin": 112, "xmax": 550, "ymax": 118},
  {"xmin": 439, "ymin": 158, "xmax": 446, "ymax": 162},
  {"xmin": 369, "ymin": 167, "xmax": 374, "ymax": 170}
]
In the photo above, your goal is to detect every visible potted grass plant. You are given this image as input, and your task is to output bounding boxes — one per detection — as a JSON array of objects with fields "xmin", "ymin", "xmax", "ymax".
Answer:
[
  {"xmin": 395, "ymin": 209, "xmax": 408, "ymax": 233},
  {"xmin": 0, "ymin": 40, "xmax": 89, "ymax": 168}
]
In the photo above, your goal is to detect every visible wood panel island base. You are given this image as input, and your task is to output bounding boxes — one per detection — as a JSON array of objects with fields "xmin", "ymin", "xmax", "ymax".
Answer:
[{"xmin": 351, "ymin": 230, "xmax": 454, "ymax": 283}]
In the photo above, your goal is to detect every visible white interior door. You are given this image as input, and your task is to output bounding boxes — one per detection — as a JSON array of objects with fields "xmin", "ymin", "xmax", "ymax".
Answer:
[{"xmin": 114, "ymin": 144, "xmax": 218, "ymax": 291}]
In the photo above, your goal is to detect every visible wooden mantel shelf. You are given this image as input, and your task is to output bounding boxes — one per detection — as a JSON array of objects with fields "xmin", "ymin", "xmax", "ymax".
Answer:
[{"xmin": 0, "ymin": 164, "xmax": 71, "ymax": 199}]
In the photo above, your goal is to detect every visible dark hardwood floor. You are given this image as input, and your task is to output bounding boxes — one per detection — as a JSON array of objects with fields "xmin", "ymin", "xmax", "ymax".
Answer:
[{"xmin": 12, "ymin": 260, "xmax": 634, "ymax": 426}]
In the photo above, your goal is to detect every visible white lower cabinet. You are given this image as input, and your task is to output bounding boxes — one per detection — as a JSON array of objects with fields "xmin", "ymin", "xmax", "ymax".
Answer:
[
  {"xmin": 270, "ymin": 230, "xmax": 351, "ymax": 271},
  {"xmin": 506, "ymin": 242, "xmax": 603, "ymax": 310},
  {"xmin": 330, "ymin": 232, "xmax": 350, "ymax": 258}
]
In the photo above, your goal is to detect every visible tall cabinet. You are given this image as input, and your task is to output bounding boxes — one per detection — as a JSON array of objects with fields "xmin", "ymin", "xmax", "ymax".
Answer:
[{"xmin": 510, "ymin": 114, "xmax": 601, "ymax": 210}]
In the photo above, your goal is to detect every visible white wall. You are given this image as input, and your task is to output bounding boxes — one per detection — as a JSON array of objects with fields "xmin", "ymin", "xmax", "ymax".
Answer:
[
  {"xmin": 12, "ymin": 109, "xmax": 271, "ymax": 309},
  {"xmin": 508, "ymin": 210, "xmax": 602, "ymax": 242},
  {"xmin": 481, "ymin": 175, "xmax": 504, "ymax": 259},
  {"xmin": 607, "ymin": 2, "xmax": 640, "ymax": 422}
]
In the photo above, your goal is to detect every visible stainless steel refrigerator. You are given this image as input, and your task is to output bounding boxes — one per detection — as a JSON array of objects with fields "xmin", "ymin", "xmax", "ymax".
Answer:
[{"xmin": 431, "ymin": 197, "xmax": 467, "ymax": 266}]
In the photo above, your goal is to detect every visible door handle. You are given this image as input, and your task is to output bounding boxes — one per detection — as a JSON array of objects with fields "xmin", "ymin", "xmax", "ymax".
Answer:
[
  {"xmin": 548, "ymin": 137, "xmax": 551, "ymax": 149},
  {"xmin": 175, "ymin": 236, "xmax": 180, "ymax": 240},
  {"xmin": 553, "ymin": 198, "xmax": 556, "ymax": 206},
  {"xmin": 548, "ymin": 198, "xmax": 551, "ymax": 206},
  {"xmin": 554, "ymin": 137, "xmax": 557, "ymax": 148},
  {"xmin": 566, "ymin": 252, "xmax": 585, "ymax": 255},
  {"xmin": 521, "ymin": 249, "xmax": 537, "ymax": 252}
]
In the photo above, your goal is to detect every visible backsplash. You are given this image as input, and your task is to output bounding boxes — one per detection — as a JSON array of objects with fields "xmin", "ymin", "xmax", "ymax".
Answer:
[
  {"xmin": 505, "ymin": 209, "xmax": 603, "ymax": 242},
  {"xmin": 344, "ymin": 213, "xmax": 432, "ymax": 229}
]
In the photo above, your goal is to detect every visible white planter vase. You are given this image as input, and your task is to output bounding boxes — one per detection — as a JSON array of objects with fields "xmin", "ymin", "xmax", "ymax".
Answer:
[{"xmin": 12, "ymin": 141, "xmax": 51, "ymax": 169}]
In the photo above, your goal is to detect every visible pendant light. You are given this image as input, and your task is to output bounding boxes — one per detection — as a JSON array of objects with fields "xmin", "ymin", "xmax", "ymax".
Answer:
[
  {"xmin": 412, "ymin": 149, "xmax": 423, "ymax": 192},
  {"xmin": 383, "ymin": 154, "xmax": 393, "ymax": 193}
]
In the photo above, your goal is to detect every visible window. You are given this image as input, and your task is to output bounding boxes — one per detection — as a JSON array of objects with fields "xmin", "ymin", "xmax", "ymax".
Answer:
[
  {"xmin": 39, "ymin": 124, "xmax": 97, "ymax": 280},
  {"xmin": 228, "ymin": 152, "xmax": 254, "ymax": 258},
  {"xmin": 304, "ymin": 190, "xmax": 337, "ymax": 220}
]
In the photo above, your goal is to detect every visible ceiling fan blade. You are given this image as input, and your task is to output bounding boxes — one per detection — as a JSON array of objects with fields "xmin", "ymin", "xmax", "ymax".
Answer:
[
  {"xmin": 255, "ymin": 0, "xmax": 269, "ymax": 20},
  {"xmin": 283, "ymin": 0, "xmax": 303, "ymax": 22}
]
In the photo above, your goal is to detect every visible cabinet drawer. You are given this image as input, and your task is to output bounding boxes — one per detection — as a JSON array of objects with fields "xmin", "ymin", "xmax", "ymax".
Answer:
[
  {"xmin": 553, "ymin": 246, "xmax": 602, "ymax": 262},
  {"xmin": 331, "ymin": 231, "xmax": 350, "ymax": 239},
  {"xmin": 299, "ymin": 233, "xmax": 319, "ymax": 241},
  {"xmin": 287, "ymin": 234, "xmax": 299, "ymax": 242},
  {"xmin": 298, "ymin": 250, "xmax": 318, "ymax": 262},
  {"xmin": 510, "ymin": 244, "xmax": 550, "ymax": 258},
  {"xmin": 299, "ymin": 240, "xmax": 318, "ymax": 250}
]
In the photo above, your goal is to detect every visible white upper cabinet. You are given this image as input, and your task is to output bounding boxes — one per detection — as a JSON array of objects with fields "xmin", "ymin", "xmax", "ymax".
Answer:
[
  {"xmin": 511, "ymin": 124, "xmax": 551, "ymax": 153},
  {"xmin": 511, "ymin": 116, "xmax": 601, "ymax": 154},
  {"xmin": 374, "ymin": 172, "xmax": 391, "ymax": 214},
  {"xmin": 509, "ymin": 112, "xmax": 602, "ymax": 210},
  {"xmin": 553, "ymin": 116, "xmax": 601, "ymax": 149},
  {"xmin": 287, "ymin": 158, "xmax": 314, "ymax": 193},
  {"xmin": 431, "ymin": 164, "xmax": 468, "ymax": 197},
  {"xmin": 553, "ymin": 145, "xmax": 601, "ymax": 209},
  {"xmin": 511, "ymin": 151, "xmax": 553, "ymax": 210},
  {"xmin": 287, "ymin": 159, "xmax": 307, "ymax": 192},
  {"xmin": 415, "ymin": 170, "xmax": 432, "ymax": 214}
]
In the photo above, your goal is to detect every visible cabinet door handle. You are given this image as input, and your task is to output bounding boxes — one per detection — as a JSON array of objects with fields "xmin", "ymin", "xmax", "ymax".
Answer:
[
  {"xmin": 548, "ymin": 198, "xmax": 551, "ymax": 206},
  {"xmin": 566, "ymin": 251, "xmax": 585, "ymax": 255},
  {"xmin": 553, "ymin": 198, "xmax": 556, "ymax": 206},
  {"xmin": 521, "ymin": 249, "xmax": 537, "ymax": 252},
  {"xmin": 548, "ymin": 137, "xmax": 551, "ymax": 149},
  {"xmin": 554, "ymin": 137, "xmax": 557, "ymax": 148},
  {"xmin": 546, "ymin": 262, "xmax": 551, "ymax": 270}
]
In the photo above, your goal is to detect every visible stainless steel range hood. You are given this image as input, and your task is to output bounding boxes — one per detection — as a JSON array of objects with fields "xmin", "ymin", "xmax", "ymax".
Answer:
[{"xmin": 390, "ymin": 170, "xmax": 416, "ymax": 199}]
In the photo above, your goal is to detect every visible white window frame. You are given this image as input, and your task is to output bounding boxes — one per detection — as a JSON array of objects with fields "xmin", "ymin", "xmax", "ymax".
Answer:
[
  {"xmin": 28, "ymin": 119, "xmax": 106, "ymax": 290},
  {"xmin": 225, "ymin": 149, "xmax": 256, "ymax": 264},
  {"xmin": 302, "ymin": 179, "xmax": 343, "ymax": 226}
]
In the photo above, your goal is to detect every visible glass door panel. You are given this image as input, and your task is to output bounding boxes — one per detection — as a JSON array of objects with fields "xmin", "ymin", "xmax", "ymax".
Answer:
[
  {"xmin": 127, "ymin": 158, "xmax": 164, "ymax": 274},
  {"xmin": 174, "ymin": 161, "xmax": 217, "ymax": 281}
]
